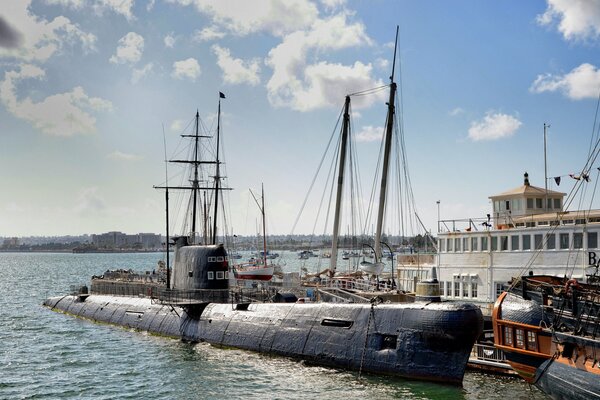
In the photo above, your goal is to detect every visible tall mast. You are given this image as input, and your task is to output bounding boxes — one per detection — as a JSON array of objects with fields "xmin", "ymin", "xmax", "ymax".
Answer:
[
  {"xmin": 191, "ymin": 111, "xmax": 200, "ymax": 243},
  {"xmin": 544, "ymin": 122, "xmax": 549, "ymax": 212},
  {"xmin": 212, "ymin": 94, "xmax": 223, "ymax": 244},
  {"xmin": 261, "ymin": 184, "xmax": 267, "ymax": 265},
  {"xmin": 374, "ymin": 25, "xmax": 399, "ymax": 260},
  {"xmin": 330, "ymin": 95, "xmax": 351, "ymax": 275}
]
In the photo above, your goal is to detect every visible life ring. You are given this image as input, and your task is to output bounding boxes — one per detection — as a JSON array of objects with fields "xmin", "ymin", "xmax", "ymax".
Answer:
[{"xmin": 564, "ymin": 278, "xmax": 580, "ymax": 294}]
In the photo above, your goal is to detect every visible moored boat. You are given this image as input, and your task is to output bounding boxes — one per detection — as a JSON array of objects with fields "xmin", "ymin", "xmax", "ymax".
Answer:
[{"xmin": 492, "ymin": 274, "xmax": 600, "ymax": 399}]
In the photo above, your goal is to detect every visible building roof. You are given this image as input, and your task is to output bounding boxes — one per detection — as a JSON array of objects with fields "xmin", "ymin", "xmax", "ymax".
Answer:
[{"xmin": 489, "ymin": 184, "xmax": 565, "ymax": 200}]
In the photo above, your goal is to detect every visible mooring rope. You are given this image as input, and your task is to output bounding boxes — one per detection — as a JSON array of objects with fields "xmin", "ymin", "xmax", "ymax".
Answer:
[{"xmin": 358, "ymin": 301, "xmax": 377, "ymax": 379}]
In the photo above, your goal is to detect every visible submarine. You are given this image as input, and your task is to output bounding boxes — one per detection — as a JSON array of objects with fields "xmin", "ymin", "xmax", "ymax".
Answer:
[
  {"xmin": 45, "ymin": 236, "xmax": 483, "ymax": 384},
  {"xmin": 45, "ymin": 46, "xmax": 482, "ymax": 383}
]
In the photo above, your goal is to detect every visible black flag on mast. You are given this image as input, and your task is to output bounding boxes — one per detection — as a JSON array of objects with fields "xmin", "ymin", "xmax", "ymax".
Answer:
[{"xmin": 219, "ymin": 92, "xmax": 226, "ymax": 99}]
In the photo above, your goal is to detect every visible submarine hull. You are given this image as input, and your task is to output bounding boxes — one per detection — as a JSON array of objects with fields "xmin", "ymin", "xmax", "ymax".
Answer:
[{"xmin": 44, "ymin": 294, "xmax": 482, "ymax": 384}]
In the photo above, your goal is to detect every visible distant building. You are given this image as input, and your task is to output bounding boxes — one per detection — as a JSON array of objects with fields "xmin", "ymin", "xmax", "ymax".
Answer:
[
  {"xmin": 92, "ymin": 232, "xmax": 161, "ymax": 250},
  {"xmin": 2, "ymin": 237, "xmax": 19, "ymax": 248}
]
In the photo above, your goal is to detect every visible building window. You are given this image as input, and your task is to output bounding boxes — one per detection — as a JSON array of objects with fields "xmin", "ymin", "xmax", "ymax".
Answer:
[
  {"xmin": 491, "ymin": 236, "xmax": 498, "ymax": 251},
  {"xmin": 462, "ymin": 279, "xmax": 468, "ymax": 297},
  {"xmin": 495, "ymin": 282, "xmax": 505, "ymax": 297},
  {"xmin": 554, "ymin": 198, "xmax": 561, "ymax": 209},
  {"xmin": 446, "ymin": 281, "xmax": 452, "ymax": 297},
  {"xmin": 440, "ymin": 240, "xmax": 446, "ymax": 252},
  {"xmin": 515, "ymin": 329, "xmax": 525, "ymax": 349},
  {"xmin": 522, "ymin": 235, "xmax": 531, "ymax": 250},
  {"xmin": 547, "ymin": 233, "xmax": 556, "ymax": 250},
  {"xmin": 511, "ymin": 235, "xmax": 519, "ymax": 251},
  {"xmin": 454, "ymin": 280, "xmax": 460, "ymax": 297},
  {"xmin": 500, "ymin": 236, "xmax": 508, "ymax": 251},
  {"xmin": 207, "ymin": 271, "xmax": 214, "ymax": 280},
  {"xmin": 447, "ymin": 238, "xmax": 453, "ymax": 252},
  {"xmin": 463, "ymin": 237, "xmax": 469, "ymax": 252},
  {"xmin": 534, "ymin": 234, "xmax": 543, "ymax": 250},
  {"xmin": 455, "ymin": 238, "xmax": 460, "ymax": 252},
  {"xmin": 481, "ymin": 236, "xmax": 489, "ymax": 251},
  {"xmin": 574, "ymin": 233, "xmax": 583, "ymax": 249},
  {"xmin": 471, "ymin": 279, "xmax": 478, "ymax": 298},
  {"xmin": 547, "ymin": 198, "xmax": 553, "ymax": 210},
  {"xmin": 504, "ymin": 326, "xmax": 513, "ymax": 346},
  {"xmin": 589, "ymin": 232, "xmax": 598, "ymax": 249},
  {"xmin": 560, "ymin": 233, "xmax": 570, "ymax": 249},
  {"xmin": 471, "ymin": 237, "xmax": 479, "ymax": 252},
  {"xmin": 527, "ymin": 331, "xmax": 537, "ymax": 351}
]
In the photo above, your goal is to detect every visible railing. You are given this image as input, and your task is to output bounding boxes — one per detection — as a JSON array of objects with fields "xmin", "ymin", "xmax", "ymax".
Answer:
[
  {"xmin": 317, "ymin": 277, "xmax": 391, "ymax": 292},
  {"xmin": 470, "ymin": 343, "xmax": 507, "ymax": 363},
  {"xmin": 151, "ymin": 286, "xmax": 279, "ymax": 305}
]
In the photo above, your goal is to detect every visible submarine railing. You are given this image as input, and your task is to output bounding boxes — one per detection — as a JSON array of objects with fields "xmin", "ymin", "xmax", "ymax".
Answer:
[{"xmin": 151, "ymin": 287, "xmax": 279, "ymax": 305}]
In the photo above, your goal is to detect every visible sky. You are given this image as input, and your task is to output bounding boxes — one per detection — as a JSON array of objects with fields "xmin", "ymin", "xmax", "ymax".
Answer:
[{"xmin": 1, "ymin": 0, "xmax": 600, "ymax": 238}]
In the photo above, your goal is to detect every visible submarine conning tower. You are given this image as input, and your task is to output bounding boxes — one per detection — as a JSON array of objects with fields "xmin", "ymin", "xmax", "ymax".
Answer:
[{"xmin": 162, "ymin": 237, "xmax": 231, "ymax": 309}]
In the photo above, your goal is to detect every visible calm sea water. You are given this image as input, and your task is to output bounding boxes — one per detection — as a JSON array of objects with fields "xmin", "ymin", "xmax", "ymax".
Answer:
[{"xmin": 0, "ymin": 252, "xmax": 548, "ymax": 399}]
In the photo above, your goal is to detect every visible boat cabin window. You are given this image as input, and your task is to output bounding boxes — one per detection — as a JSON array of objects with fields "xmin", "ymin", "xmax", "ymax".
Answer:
[
  {"xmin": 546, "ymin": 198, "xmax": 553, "ymax": 210},
  {"xmin": 547, "ymin": 233, "xmax": 556, "ymax": 250},
  {"xmin": 491, "ymin": 237, "xmax": 498, "ymax": 251},
  {"xmin": 535, "ymin": 198, "xmax": 543, "ymax": 209},
  {"xmin": 526, "ymin": 198, "xmax": 534, "ymax": 209},
  {"xmin": 471, "ymin": 279, "xmax": 478, "ymax": 298},
  {"xmin": 554, "ymin": 198, "xmax": 561, "ymax": 209},
  {"xmin": 500, "ymin": 236, "xmax": 508, "ymax": 251},
  {"xmin": 515, "ymin": 328, "xmax": 525, "ymax": 349},
  {"xmin": 537, "ymin": 221, "xmax": 549, "ymax": 226},
  {"xmin": 527, "ymin": 331, "xmax": 537, "ymax": 351},
  {"xmin": 550, "ymin": 220, "xmax": 560, "ymax": 226},
  {"xmin": 207, "ymin": 271, "xmax": 214, "ymax": 280},
  {"xmin": 321, "ymin": 319, "xmax": 353, "ymax": 328},
  {"xmin": 574, "ymin": 233, "xmax": 583, "ymax": 249},
  {"xmin": 522, "ymin": 235, "xmax": 531, "ymax": 250},
  {"xmin": 516, "ymin": 222, "xmax": 525, "ymax": 227},
  {"xmin": 560, "ymin": 233, "xmax": 570, "ymax": 249},
  {"xmin": 511, "ymin": 235, "xmax": 519, "ymax": 251},
  {"xmin": 534, "ymin": 234, "xmax": 543, "ymax": 250},
  {"xmin": 589, "ymin": 232, "xmax": 598, "ymax": 249},
  {"xmin": 471, "ymin": 237, "xmax": 478, "ymax": 252},
  {"xmin": 503, "ymin": 326, "xmax": 513, "ymax": 345}
]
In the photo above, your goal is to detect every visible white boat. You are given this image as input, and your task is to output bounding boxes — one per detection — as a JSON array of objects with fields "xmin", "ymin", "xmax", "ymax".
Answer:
[{"xmin": 435, "ymin": 171, "xmax": 596, "ymax": 314}]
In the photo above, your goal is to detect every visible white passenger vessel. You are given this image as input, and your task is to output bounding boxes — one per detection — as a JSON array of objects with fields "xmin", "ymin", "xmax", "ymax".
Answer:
[{"xmin": 434, "ymin": 172, "xmax": 600, "ymax": 313}]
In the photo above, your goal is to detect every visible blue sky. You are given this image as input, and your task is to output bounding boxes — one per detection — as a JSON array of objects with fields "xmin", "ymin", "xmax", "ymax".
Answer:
[{"xmin": 1, "ymin": 0, "xmax": 600, "ymax": 238}]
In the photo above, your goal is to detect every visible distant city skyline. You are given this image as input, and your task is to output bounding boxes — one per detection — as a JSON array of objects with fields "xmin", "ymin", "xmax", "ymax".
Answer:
[{"xmin": 1, "ymin": 1, "xmax": 600, "ymax": 237}]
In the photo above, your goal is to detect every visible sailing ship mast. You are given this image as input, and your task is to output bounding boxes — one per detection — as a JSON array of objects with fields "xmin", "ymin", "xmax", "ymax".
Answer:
[
  {"xmin": 330, "ymin": 96, "xmax": 351, "ymax": 275},
  {"xmin": 374, "ymin": 25, "xmax": 399, "ymax": 260},
  {"xmin": 250, "ymin": 184, "xmax": 268, "ymax": 266},
  {"xmin": 155, "ymin": 92, "xmax": 229, "ymax": 246}
]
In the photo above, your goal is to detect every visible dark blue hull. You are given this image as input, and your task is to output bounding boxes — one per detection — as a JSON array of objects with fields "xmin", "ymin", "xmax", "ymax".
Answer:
[{"xmin": 44, "ymin": 294, "xmax": 482, "ymax": 384}]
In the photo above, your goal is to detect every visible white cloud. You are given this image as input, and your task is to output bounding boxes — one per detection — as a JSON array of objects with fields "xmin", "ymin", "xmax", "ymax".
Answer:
[
  {"xmin": 468, "ymin": 112, "xmax": 521, "ymax": 141},
  {"xmin": 0, "ymin": 0, "xmax": 96, "ymax": 62},
  {"xmin": 193, "ymin": 26, "xmax": 226, "ymax": 42},
  {"xmin": 74, "ymin": 187, "xmax": 106, "ymax": 215},
  {"xmin": 169, "ymin": 0, "xmax": 319, "ymax": 37},
  {"xmin": 164, "ymin": 33, "xmax": 176, "ymax": 48},
  {"xmin": 212, "ymin": 45, "xmax": 260, "ymax": 85},
  {"xmin": 530, "ymin": 63, "xmax": 600, "ymax": 100},
  {"xmin": 172, "ymin": 58, "xmax": 201, "ymax": 81},
  {"xmin": 131, "ymin": 62, "xmax": 153, "ymax": 84},
  {"xmin": 109, "ymin": 32, "xmax": 144, "ymax": 64},
  {"xmin": 266, "ymin": 14, "xmax": 380, "ymax": 111},
  {"xmin": 170, "ymin": 119, "xmax": 185, "ymax": 132},
  {"xmin": 355, "ymin": 125, "xmax": 382, "ymax": 142},
  {"xmin": 46, "ymin": 0, "xmax": 136, "ymax": 20},
  {"xmin": 107, "ymin": 150, "xmax": 142, "ymax": 161},
  {"xmin": 0, "ymin": 64, "xmax": 113, "ymax": 136},
  {"xmin": 449, "ymin": 107, "xmax": 464, "ymax": 116},
  {"xmin": 320, "ymin": 0, "xmax": 347, "ymax": 10},
  {"xmin": 146, "ymin": 0, "xmax": 155, "ymax": 11},
  {"xmin": 537, "ymin": 0, "xmax": 600, "ymax": 41}
]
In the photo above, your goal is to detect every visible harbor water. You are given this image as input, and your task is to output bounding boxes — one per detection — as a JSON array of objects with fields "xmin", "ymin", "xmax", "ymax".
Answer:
[{"xmin": 1, "ymin": 252, "xmax": 547, "ymax": 399}]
